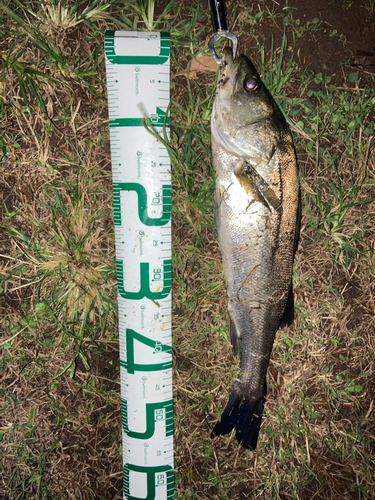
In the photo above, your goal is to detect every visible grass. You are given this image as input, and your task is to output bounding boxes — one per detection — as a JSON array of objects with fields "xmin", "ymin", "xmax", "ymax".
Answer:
[{"xmin": 1, "ymin": 0, "xmax": 375, "ymax": 498}]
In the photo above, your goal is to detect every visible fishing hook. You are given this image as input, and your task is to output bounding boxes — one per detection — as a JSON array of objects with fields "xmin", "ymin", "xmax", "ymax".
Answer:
[{"xmin": 207, "ymin": 0, "xmax": 238, "ymax": 63}]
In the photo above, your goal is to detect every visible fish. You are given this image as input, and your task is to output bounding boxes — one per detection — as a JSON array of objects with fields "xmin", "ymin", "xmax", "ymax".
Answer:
[{"xmin": 210, "ymin": 47, "xmax": 300, "ymax": 450}]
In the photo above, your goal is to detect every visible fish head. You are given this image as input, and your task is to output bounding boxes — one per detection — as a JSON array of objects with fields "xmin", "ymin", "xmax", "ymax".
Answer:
[{"xmin": 212, "ymin": 47, "xmax": 279, "ymax": 147}]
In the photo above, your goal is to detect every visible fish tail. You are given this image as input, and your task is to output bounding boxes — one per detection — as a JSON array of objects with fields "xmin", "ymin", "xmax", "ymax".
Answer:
[{"xmin": 211, "ymin": 387, "xmax": 266, "ymax": 450}]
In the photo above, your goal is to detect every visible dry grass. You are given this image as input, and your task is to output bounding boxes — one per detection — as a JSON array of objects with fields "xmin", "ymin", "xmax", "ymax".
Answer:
[{"xmin": 0, "ymin": 11, "xmax": 122, "ymax": 497}]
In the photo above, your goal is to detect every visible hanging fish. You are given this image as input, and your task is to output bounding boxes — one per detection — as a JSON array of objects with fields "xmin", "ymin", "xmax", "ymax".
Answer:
[{"xmin": 211, "ymin": 47, "xmax": 300, "ymax": 449}]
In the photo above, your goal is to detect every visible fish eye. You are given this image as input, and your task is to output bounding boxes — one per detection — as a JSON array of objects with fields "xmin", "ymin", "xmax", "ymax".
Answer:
[{"xmin": 245, "ymin": 77, "xmax": 261, "ymax": 93}]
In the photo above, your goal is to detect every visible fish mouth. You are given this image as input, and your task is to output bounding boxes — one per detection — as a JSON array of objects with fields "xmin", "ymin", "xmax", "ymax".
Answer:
[
  {"xmin": 220, "ymin": 47, "xmax": 234, "ymax": 79},
  {"xmin": 219, "ymin": 47, "xmax": 238, "ymax": 92},
  {"xmin": 222, "ymin": 46, "xmax": 235, "ymax": 72}
]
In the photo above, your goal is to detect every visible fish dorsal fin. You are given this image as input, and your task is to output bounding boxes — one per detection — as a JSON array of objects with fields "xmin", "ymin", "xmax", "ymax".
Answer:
[
  {"xmin": 280, "ymin": 285, "xmax": 294, "ymax": 327},
  {"xmin": 294, "ymin": 190, "xmax": 301, "ymax": 253}
]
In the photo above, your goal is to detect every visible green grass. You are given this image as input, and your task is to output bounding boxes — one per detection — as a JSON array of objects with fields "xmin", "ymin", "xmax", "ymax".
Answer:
[{"xmin": 0, "ymin": 0, "xmax": 374, "ymax": 498}]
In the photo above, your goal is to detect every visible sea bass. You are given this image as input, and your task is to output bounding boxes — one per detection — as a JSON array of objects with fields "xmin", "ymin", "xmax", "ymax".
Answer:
[{"xmin": 211, "ymin": 47, "xmax": 300, "ymax": 450}]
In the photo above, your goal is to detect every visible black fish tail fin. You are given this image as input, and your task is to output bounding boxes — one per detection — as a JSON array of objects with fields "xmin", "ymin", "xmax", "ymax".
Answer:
[{"xmin": 211, "ymin": 387, "xmax": 266, "ymax": 450}]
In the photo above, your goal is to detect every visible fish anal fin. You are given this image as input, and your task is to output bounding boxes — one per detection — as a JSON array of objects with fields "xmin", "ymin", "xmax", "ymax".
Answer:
[
  {"xmin": 234, "ymin": 160, "xmax": 281, "ymax": 213},
  {"xmin": 228, "ymin": 310, "xmax": 242, "ymax": 356}
]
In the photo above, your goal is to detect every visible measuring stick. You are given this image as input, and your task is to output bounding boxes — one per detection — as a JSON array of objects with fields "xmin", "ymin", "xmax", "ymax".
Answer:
[{"xmin": 104, "ymin": 31, "xmax": 174, "ymax": 500}]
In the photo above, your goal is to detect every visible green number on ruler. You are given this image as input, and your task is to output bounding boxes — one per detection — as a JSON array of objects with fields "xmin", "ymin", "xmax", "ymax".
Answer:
[
  {"xmin": 121, "ymin": 399, "xmax": 173, "ymax": 439},
  {"xmin": 123, "ymin": 464, "xmax": 174, "ymax": 500},
  {"xmin": 109, "ymin": 107, "xmax": 170, "ymax": 128},
  {"xmin": 120, "ymin": 329, "xmax": 172, "ymax": 374},
  {"xmin": 105, "ymin": 32, "xmax": 170, "ymax": 65},
  {"xmin": 113, "ymin": 183, "xmax": 171, "ymax": 226},
  {"xmin": 117, "ymin": 260, "xmax": 171, "ymax": 301}
]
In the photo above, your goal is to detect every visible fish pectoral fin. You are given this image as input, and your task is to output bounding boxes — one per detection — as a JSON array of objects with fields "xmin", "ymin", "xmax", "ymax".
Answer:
[{"xmin": 234, "ymin": 160, "xmax": 281, "ymax": 213}]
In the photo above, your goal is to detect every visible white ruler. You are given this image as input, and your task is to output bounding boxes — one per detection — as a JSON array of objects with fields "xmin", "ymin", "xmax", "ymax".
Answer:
[{"xmin": 104, "ymin": 31, "xmax": 173, "ymax": 500}]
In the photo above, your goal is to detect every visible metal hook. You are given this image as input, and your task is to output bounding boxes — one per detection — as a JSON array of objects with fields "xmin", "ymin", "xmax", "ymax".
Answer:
[
  {"xmin": 207, "ymin": 0, "xmax": 238, "ymax": 63},
  {"xmin": 208, "ymin": 30, "xmax": 238, "ymax": 64}
]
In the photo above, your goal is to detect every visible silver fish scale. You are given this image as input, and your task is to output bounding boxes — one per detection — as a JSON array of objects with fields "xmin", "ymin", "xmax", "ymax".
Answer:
[{"xmin": 212, "ymin": 132, "xmax": 298, "ymax": 403}]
